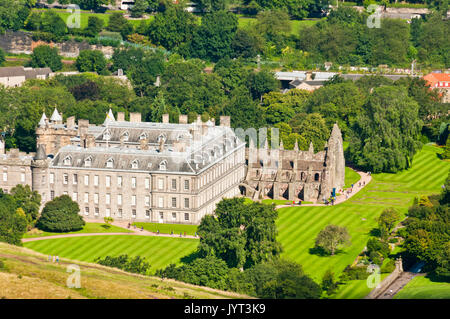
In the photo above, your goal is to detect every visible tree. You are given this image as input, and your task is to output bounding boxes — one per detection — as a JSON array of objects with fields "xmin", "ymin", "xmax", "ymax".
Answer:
[
  {"xmin": 243, "ymin": 259, "xmax": 321, "ymax": 299},
  {"xmin": 321, "ymin": 269, "xmax": 339, "ymax": 295},
  {"xmin": 39, "ymin": 10, "xmax": 67, "ymax": 37},
  {"xmin": 247, "ymin": 69, "xmax": 279, "ymax": 101},
  {"xmin": 0, "ymin": 190, "xmax": 28, "ymax": 246},
  {"xmin": 130, "ymin": 0, "xmax": 148, "ymax": 18},
  {"xmin": 346, "ymin": 86, "xmax": 423, "ymax": 173},
  {"xmin": 147, "ymin": 5, "xmax": 197, "ymax": 52},
  {"xmin": 190, "ymin": 10, "xmax": 238, "ymax": 62},
  {"xmin": 0, "ymin": 48, "xmax": 4, "ymax": 66},
  {"xmin": 107, "ymin": 12, "xmax": 133, "ymax": 39},
  {"xmin": 75, "ymin": 50, "xmax": 108, "ymax": 74},
  {"xmin": 36, "ymin": 195, "xmax": 85, "ymax": 232},
  {"xmin": 69, "ymin": 80, "xmax": 100, "ymax": 101},
  {"xmin": 377, "ymin": 208, "xmax": 400, "ymax": 234},
  {"xmin": 84, "ymin": 16, "xmax": 104, "ymax": 37},
  {"xmin": 0, "ymin": 0, "xmax": 31, "ymax": 31},
  {"xmin": 96, "ymin": 254, "xmax": 151, "ymax": 275},
  {"xmin": 314, "ymin": 224, "xmax": 351, "ymax": 255},
  {"xmin": 197, "ymin": 197, "xmax": 282, "ymax": 269},
  {"xmin": 77, "ymin": 0, "xmax": 108, "ymax": 11},
  {"xmin": 231, "ymin": 29, "xmax": 262, "ymax": 59},
  {"xmin": 9, "ymin": 184, "xmax": 41, "ymax": 227},
  {"xmin": 29, "ymin": 45, "xmax": 63, "ymax": 71}
]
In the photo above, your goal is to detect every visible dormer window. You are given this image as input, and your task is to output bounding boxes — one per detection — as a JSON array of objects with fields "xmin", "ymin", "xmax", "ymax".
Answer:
[
  {"xmin": 139, "ymin": 132, "xmax": 147, "ymax": 140},
  {"xmin": 131, "ymin": 159, "xmax": 139, "ymax": 169},
  {"xmin": 159, "ymin": 160, "xmax": 167, "ymax": 171},
  {"xmin": 63, "ymin": 156, "xmax": 72, "ymax": 166},
  {"xmin": 103, "ymin": 129, "xmax": 111, "ymax": 141},
  {"xmin": 106, "ymin": 158, "xmax": 114, "ymax": 168},
  {"xmin": 84, "ymin": 156, "xmax": 92, "ymax": 167},
  {"xmin": 158, "ymin": 133, "xmax": 166, "ymax": 143},
  {"xmin": 122, "ymin": 131, "xmax": 129, "ymax": 142}
]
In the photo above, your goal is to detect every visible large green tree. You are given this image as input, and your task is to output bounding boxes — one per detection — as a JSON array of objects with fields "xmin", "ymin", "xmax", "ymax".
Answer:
[
  {"xmin": 197, "ymin": 198, "xmax": 282, "ymax": 269},
  {"xmin": 36, "ymin": 195, "xmax": 85, "ymax": 233},
  {"xmin": 347, "ymin": 86, "xmax": 423, "ymax": 173},
  {"xmin": 75, "ymin": 50, "xmax": 108, "ymax": 74},
  {"xmin": 29, "ymin": 45, "xmax": 63, "ymax": 72},
  {"xmin": 190, "ymin": 10, "xmax": 238, "ymax": 62},
  {"xmin": 0, "ymin": 190, "xmax": 28, "ymax": 246}
]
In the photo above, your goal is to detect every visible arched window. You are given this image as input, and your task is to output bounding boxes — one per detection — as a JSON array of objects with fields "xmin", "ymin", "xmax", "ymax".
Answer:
[
  {"xmin": 159, "ymin": 160, "xmax": 167, "ymax": 171},
  {"xmin": 314, "ymin": 173, "xmax": 320, "ymax": 181},
  {"xmin": 106, "ymin": 158, "xmax": 114, "ymax": 168},
  {"xmin": 63, "ymin": 156, "xmax": 72, "ymax": 166},
  {"xmin": 131, "ymin": 159, "xmax": 139, "ymax": 169}
]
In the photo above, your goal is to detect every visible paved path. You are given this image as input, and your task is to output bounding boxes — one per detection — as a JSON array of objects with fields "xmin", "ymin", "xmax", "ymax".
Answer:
[{"xmin": 275, "ymin": 170, "xmax": 372, "ymax": 209}]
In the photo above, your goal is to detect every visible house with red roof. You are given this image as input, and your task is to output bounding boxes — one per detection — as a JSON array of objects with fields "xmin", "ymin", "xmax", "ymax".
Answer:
[{"xmin": 423, "ymin": 72, "xmax": 450, "ymax": 103}]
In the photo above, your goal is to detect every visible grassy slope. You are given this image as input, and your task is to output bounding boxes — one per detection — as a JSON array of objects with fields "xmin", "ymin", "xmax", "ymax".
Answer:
[
  {"xmin": 23, "ymin": 222, "xmax": 132, "ymax": 238},
  {"xmin": 276, "ymin": 145, "xmax": 449, "ymax": 298},
  {"xmin": 344, "ymin": 167, "xmax": 361, "ymax": 189},
  {"xmin": 24, "ymin": 235, "xmax": 198, "ymax": 274},
  {"xmin": 0, "ymin": 242, "xmax": 248, "ymax": 299},
  {"xmin": 394, "ymin": 276, "xmax": 450, "ymax": 299}
]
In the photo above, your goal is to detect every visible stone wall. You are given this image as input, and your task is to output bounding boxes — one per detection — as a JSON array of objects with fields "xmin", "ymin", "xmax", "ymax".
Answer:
[
  {"xmin": 0, "ymin": 31, "xmax": 115, "ymax": 58},
  {"xmin": 365, "ymin": 258, "xmax": 404, "ymax": 299}
]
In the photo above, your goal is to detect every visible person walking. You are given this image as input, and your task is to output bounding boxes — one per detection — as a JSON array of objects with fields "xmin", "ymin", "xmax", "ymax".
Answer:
[{"xmin": 56, "ymin": 256, "xmax": 59, "ymax": 263}]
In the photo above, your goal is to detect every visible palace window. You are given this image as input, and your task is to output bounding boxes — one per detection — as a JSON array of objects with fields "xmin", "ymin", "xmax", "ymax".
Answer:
[
  {"xmin": 131, "ymin": 177, "xmax": 137, "ymax": 188},
  {"xmin": 63, "ymin": 156, "xmax": 72, "ymax": 166},
  {"xmin": 84, "ymin": 156, "xmax": 92, "ymax": 167},
  {"xmin": 131, "ymin": 159, "xmax": 139, "ymax": 169},
  {"xmin": 63, "ymin": 174, "xmax": 68, "ymax": 185},
  {"xmin": 73, "ymin": 174, "xmax": 78, "ymax": 185},
  {"xmin": 103, "ymin": 129, "xmax": 111, "ymax": 141},
  {"xmin": 159, "ymin": 160, "xmax": 167, "ymax": 171},
  {"xmin": 145, "ymin": 210, "xmax": 150, "ymax": 219},
  {"xmin": 145, "ymin": 178, "xmax": 150, "ymax": 189},
  {"xmin": 172, "ymin": 212, "xmax": 177, "ymax": 221},
  {"xmin": 184, "ymin": 180, "xmax": 189, "ymax": 190},
  {"xmin": 106, "ymin": 176, "xmax": 111, "ymax": 187},
  {"xmin": 184, "ymin": 213, "xmax": 189, "ymax": 221},
  {"xmin": 184, "ymin": 198, "xmax": 189, "ymax": 208},
  {"xmin": 171, "ymin": 179, "xmax": 177, "ymax": 190},
  {"xmin": 106, "ymin": 158, "xmax": 114, "ymax": 168},
  {"xmin": 171, "ymin": 197, "xmax": 177, "ymax": 208},
  {"xmin": 131, "ymin": 195, "xmax": 136, "ymax": 206},
  {"xmin": 122, "ymin": 131, "xmax": 129, "ymax": 142}
]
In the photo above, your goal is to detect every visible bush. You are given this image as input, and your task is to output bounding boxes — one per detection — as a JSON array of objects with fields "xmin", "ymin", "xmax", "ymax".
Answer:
[
  {"xmin": 95, "ymin": 254, "xmax": 151, "ymax": 275},
  {"xmin": 340, "ymin": 265, "xmax": 369, "ymax": 281},
  {"xmin": 36, "ymin": 195, "xmax": 84, "ymax": 233},
  {"xmin": 381, "ymin": 259, "xmax": 396, "ymax": 273},
  {"xmin": 30, "ymin": 45, "xmax": 63, "ymax": 72}
]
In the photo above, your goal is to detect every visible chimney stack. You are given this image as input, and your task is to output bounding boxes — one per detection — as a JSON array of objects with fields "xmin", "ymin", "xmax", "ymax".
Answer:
[
  {"xmin": 85, "ymin": 135, "xmax": 95, "ymax": 148},
  {"xmin": 66, "ymin": 116, "xmax": 75, "ymax": 129},
  {"xmin": 130, "ymin": 112, "xmax": 141, "ymax": 123},
  {"xmin": 162, "ymin": 113, "xmax": 169, "ymax": 124},
  {"xmin": 78, "ymin": 119, "xmax": 90, "ymax": 137},
  {"xmin": 140, "ymin": 138, "xmax": 149, "ymax": 150},
  {"xmin": 179, "ymin": 114, "xmax": 188, "ymax": 124},
  {"xmin": 220, "ymin": 116, "xmax": 230, "ymax": 127},
  {"xmin": 117, "ymin": 112, "xmax": 125, "ymax": 122}
]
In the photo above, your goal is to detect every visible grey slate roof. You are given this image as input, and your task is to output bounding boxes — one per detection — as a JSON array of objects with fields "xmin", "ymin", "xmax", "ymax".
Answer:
[{"xmin": 0, "ymin": 67, "xmax": 26, "ymax": 77}]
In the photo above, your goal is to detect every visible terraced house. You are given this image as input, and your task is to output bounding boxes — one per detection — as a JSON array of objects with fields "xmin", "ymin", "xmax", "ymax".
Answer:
[{"xmin": 1, "ymin": 109, "xmax": 246, "ymax": 225}]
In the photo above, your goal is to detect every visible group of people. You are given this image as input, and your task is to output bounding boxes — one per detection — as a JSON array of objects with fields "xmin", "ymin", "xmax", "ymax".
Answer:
[
  {"xmin": 48, "ymin": 255, "xmax": 59, "ymax": 263},
  {"xmin": 127, "ymin": 223, "xmax": 144, "ymax": 232}
]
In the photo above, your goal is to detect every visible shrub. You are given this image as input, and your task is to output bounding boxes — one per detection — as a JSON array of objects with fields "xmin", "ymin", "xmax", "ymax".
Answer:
[
  {"xmin": 340, "ymin": 265, "xmax": 369, "ymax": 281},
  {"xmin": 381, "ymin": 259, "xmax": 396, "ymax": 273},
  {"xmin": 36, "ymin": 195, "xmax": 84, "ymax": 233},
  {"xmin": 95, "ymin": 254, "xmax": 151, "ymax": 275}
]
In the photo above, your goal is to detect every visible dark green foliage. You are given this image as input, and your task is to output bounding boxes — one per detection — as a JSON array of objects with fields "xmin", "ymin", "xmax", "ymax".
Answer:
[
  {"xmin": 156, "ymin": 255, "xmax": 230, "ymax": 290},
  {"xmin": 381, "ymin": 259, "xmax": 396, "ymax": 274},
  {"xmin": 190, "ymin": 11, "xmax": 238, "ymax": 62},
  {"xmin": 366, "ymin": 237, "xmax": 390, "ymax": 265},
  {"xmin": 107, "ymin": 12, "xmax": 133, "ymax": 39},
  {"xmin": 95, "ymin": 254, "xmax": 151, "ymax": 275},
  {"xmin": 340, "ymin": 265, "xmax": 369, "ymax": 281},
  {"xmin": 29, "ymin": 45, "xmax": 63, "ymax": 72},
  {"xmin": 36, "ymin": 195, "xmax": 85, "ymax": 233},
  {"xmin": 39, "ymin": 10, "xmax": 67, "ymax": 38},
  {"xmin": 321, "ymin": 269, "xmax": 339, "ymax": 295},
  {"xmin": 377, "ymin": 208, "xmax": 401, "ymax": 234},
  {"xmin": 84, "ymin": 16, "xmax": 104, "ymax": 37},
  {"xmin": 147, "ymin": 4, "xmax": 197, "ymax": 52},
  {"xmin": 402, "ymin": 176, "xmax": 450, "ymax": 280},
  {"xmin": 75, "ymin": 50, "xmax": 108, "ymax": 74},
  {"xmin": 0, "ymin": 190, "xmax": 28, "ymax": 246},
  {"xmin": 69, "ymin": 80, "xmax": 100, "ymax": 101},
  {"xmin": 0, "ymin": 48, "xmax": 5, "ymax": 66},
  {"xmin": 9, "ymin": 184, "xmax": 41, "ymax": 227},
  {"xmin": 0, "ymin": 0, "xmax": 31, "ymax": 31},
  {"xmin": 197, "ymin": 198, "xmax": 282, "ymax": 269},
  {"xmin": 247, "ymin": 69, "xmax": 279, "ymax": 101},
  {"xmin": 231, "ymin": 29, "xmax": 262, "ymax": 59},
  {"xmin": 77, "ymin": 0, "xmax": 108, "ymax": 11},
  {"xmin": 242, "ymin": 259, "xmax": 321, "ymax": 299},
  {"xmin": 130, "ymin": 0, "xmax": 148, "ymax": 18},
  {"xmin": 346, "ymin": 86, "xmax": 423, "ymax": 173}
]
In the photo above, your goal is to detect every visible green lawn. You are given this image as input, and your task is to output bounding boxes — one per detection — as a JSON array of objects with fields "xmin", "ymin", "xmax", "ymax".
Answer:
[
  {"xmin": 394, "ymin": 276, "xmax": 450, "ymax": 299},
  {"xmin": 236, "ymin": 15, "xmax": 321, "ymax": 35},
  {"xmin": 23, "ymin": 222, "xmax": 132, "ymax": 238},
  {"xmin": 344, "ymin": 167, "xmax": 361, "ymax": 189},
  {"xmin": 24, "ymin": 235, "xmax": 198, "ymax": 274},
  {"xmin": 276, "ymin": 145, "xmax": 449, "ymax": 298},
  {"xmin": 131, "ymin": 222, "xmax": 198, "ymax": 236},
  {"xmin": 262, "ymin": 199, "xmax": 313, "ymax": 205}
]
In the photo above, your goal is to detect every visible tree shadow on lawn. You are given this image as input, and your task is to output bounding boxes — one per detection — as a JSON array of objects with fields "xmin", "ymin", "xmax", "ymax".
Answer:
[
  {"xmin": 180, "ymin": 250, "xmax": 201, "ymax": 264},
  {"xmin": 368, "ymin": 227, "xmax": 381, "ymax": 237},
  {"xmin": 308, "ymin": 246, "xmax": 347, "ymax": 257}
]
